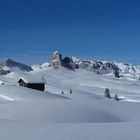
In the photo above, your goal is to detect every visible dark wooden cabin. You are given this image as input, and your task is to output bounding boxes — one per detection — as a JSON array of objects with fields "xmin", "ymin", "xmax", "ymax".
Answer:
[{"xmin": 18, "ymin": 77, "xmax": 45, "ymax": 91}]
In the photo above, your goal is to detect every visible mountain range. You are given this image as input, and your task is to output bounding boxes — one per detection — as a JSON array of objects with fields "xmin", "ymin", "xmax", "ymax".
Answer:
[
  {"xmin": 31, "ymin": 52, "xmax": 140, "ymax": 80},
  {"xmin": 0, "ymin": 52, "xmax": 140, "ymax": 80}
]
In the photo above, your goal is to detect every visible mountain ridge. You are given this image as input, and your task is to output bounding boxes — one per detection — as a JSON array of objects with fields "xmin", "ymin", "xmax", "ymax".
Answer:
[
  {"xmin": 0, "ymin": 52, "xmax": 140, "ymax": 80},
  {"xmin": 31, "ymin": 51, "xmax": 140, "ymax": 80},
  {"xmin": 0, "ymin": 58, "xmax": 33, "ymax": 75}
]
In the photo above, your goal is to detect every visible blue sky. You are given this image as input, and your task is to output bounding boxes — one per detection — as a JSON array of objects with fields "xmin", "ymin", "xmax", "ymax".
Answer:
[{"xmin": 0, "ymin": 0, "xmax": 140, "ymax": 65}]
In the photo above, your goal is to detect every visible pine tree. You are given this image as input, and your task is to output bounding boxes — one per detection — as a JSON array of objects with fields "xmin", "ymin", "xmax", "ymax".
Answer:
[
  {"xmin": 114, "ymin": 94, "xmax": 119, "ymax": 101},
  {"xmin": 70, "ymin": 88, "xmax": 72, "ymax": 94}
]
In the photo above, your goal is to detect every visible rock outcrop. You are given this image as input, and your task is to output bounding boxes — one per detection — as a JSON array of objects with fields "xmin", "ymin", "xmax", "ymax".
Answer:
[{"xmin": 52, "ymin": 51, "xmax": 63, "ymax": 67}]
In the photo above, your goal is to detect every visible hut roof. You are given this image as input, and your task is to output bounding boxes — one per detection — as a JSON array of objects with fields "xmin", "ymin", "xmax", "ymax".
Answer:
[
  {"xmin": 0, "ymin": 80, "xmax": 4, "ymax": 85},
  {"xmin": 18, "ymin": 75, "xmax": 46, "ymax": 84}
]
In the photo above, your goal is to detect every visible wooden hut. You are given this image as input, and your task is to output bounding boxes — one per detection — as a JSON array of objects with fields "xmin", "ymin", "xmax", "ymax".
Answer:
[{"xmin": 18, "ymin": 76, "xmax": 46, "ymax": 91}]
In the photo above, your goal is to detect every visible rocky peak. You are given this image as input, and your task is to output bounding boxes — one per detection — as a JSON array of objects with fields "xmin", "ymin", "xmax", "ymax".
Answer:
[{"xmin": 52, "ymin": 51, "xmax": 63, "ymax": 67}]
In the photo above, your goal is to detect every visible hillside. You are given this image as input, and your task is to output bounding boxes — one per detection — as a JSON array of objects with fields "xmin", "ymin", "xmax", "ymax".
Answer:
[{"xmin": 0, "ymin": 67, "xmax": 140, "ymax": 139}]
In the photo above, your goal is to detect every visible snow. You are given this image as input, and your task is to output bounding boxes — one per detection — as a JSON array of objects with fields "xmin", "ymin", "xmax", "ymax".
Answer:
[
  {"xmin": 0, "ymin": 94, "xmax": 14, "ymax": 101},
  {"xmin": 18, "ymin": 75, "xmax": 46, "ymax": 83},
  {"xmin": 41, "ymin": 62, "xmax": 50, "ymax": 69},
  {"xmin": 0, "ymin": 80, "xmax": 3, "ymax": 84},
  {"xmin": 53, "ymin": 51, "xmax": 59, "ymax": 54},
  {"xmin": 0, "ymin": 67, "xmax": 140, "ymax": 139}
]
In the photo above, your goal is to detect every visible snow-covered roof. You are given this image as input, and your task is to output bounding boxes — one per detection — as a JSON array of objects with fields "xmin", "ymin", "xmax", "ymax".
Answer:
[
  {"xmin": 0, "ymin": 80, "xmax": 4, "ymax": 84},
  {"xmin": 18, "ymin": 75, "xmax": 46, "ymax": 84}
]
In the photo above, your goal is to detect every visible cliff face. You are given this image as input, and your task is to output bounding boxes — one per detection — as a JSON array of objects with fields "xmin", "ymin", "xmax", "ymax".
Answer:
[{"xmin": 52, "ymin": 51, "xmax": 63, "ymax": 67}]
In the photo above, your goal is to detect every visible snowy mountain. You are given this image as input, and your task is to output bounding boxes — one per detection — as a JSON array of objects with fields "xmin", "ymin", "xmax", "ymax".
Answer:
[
  {"xmin": 71, "ymin": 57, "xmax": 140, "ymax": 79},
  {"xmin": 0, "ymin": 59, "xmax": 33, "ymax": 73},
  {"xmin": 31, "ymin": 51, "xmax": 140, "ymax": 80},
  {"xmin": 0, "ymin": 52, "xmax": 139, "ymax": 81},
  {"xmin": 32, "ymin": 62, "xmax": 50, "ymax": 71}
]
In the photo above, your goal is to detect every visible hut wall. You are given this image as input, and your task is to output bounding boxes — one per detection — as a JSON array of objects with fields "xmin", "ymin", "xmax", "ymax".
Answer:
[{"xmin": 27, "ymin": 83, "xmax": 45, "ymax": 91}]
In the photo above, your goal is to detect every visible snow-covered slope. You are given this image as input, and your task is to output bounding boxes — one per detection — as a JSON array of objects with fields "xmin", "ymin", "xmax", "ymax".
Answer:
[{"xmin": 0, "ymin": 67, "xmax": 140, "ymax": 139}]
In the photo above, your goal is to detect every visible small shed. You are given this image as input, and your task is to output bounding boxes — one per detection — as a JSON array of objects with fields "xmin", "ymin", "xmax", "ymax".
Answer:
[{"xmin": 18, "ymin": 76, "xmax": 46, "ymax": 91}]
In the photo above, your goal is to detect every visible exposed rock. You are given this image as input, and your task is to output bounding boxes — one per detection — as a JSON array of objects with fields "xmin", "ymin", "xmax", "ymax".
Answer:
[
  {"xmin": 52, "ymin": 51, "xmax": 63, "ymax": 67},
  {"xmin": 0, "ymin": 59, "xmax": 32, "ymax": 75},
  {"xmin": 4, "ymin": 59, "xmax": 33, "ymax": 72},
  {"xmin": 62, "ymin": 57, "xmax": 75, "ymax": 70}
]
